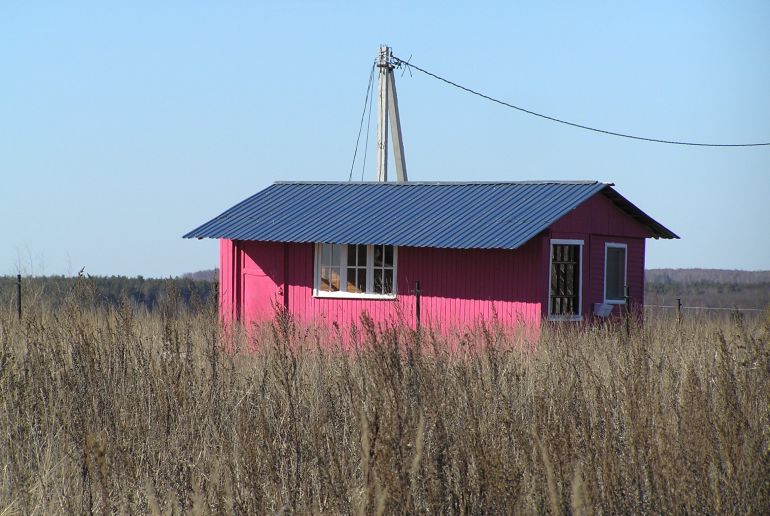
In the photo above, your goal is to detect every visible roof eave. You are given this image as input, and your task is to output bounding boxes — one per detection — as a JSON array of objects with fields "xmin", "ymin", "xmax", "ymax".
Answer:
[{"xmin": 600, "ymin": 186, "xmax": 679, "ymax": 239}]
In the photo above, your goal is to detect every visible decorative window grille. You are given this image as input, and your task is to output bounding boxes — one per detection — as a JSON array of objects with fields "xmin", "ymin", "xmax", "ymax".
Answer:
[{"xmin": 550, "ymin": 242, "xmax": 581, "ymax": 317}]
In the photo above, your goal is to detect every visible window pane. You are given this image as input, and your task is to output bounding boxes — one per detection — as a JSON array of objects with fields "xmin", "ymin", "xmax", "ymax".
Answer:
[
  {"xmin": 383, "ymin": 269, "xmax": 393, "ymax": 294},
  {"xmin": 347, "ymin": 245, "xmax": 357, "ymax": 268},
  {"xmin": 330, "ymin": 268, "xmax": 340, "ymax": 291},
  {"xmin": 606, "ymin": 247, "xmax": 626, "ymax": 300},
  {"xmin": 345, "ymin": 267, "xmax": 367, "ymax": 294},
  {"xmin": 320, "ymin": 266, "xmax": 330, "ymax": 291},
  {"xmin": 346, "ymin": 267, "xmax": 359, "ymax": 293},
  {"xmin": 331, "ymin": 244, "xmax": 341, "ymax": 266},
  {"xmin": 615, "ymin": 248, "xmax": 624, "ymax": 296},
  {"xmin": 357, "ymin": 244, "xmax": 367, "ymax": 266},
  {"xmin": 384, "ymin": 245, "xmax": 393, "ymax": 267},
  {"xmin": 321, "ymin": 244, "xmax": 331, "ymax": 266},
  {"xmin": 373, "ymin": 269, "xmax": 383, "ymax": 294},
  {"xmin": 374, "ymin": 245, "xmax": 383, "ymax": 267}
]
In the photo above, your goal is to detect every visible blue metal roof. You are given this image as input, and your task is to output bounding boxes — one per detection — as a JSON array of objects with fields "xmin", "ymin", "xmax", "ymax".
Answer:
[{"xmin": 183, "ymin": 181, "xmax": 677, "ymax": 248}]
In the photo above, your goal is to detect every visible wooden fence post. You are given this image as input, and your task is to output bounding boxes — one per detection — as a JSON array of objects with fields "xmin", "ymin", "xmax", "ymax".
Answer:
[
  {"xmin": 624, "ymin": 285, "xmax": 630, "ymax": 336},
  {"xmin": 16, "ymin": 274, "xmax": 22, "ymax": 320}
]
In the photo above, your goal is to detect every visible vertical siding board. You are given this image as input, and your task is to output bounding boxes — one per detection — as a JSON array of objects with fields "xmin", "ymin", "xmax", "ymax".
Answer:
[
  {"xmin": 431, "ymin": 248, "xmax": 439, "ymax": 328},
  {"xmin": 449, "ymin": 250, "xmax": 455, "ymax": 328},
  {"xmin": 437, "ymin": 248, "xmax": 442, "ymax": 329},
  {"xmin": 483, "ymin": 250, "xmax": 488, "ymax": 323},
  {"xmin": 477, "ymin": 250, "xmax": 483, "ymax": 324},
  {"xmin": 520, "ymin": 249, "xmax": 525, "ymax": 323},
  {"xmin": 439, "ymin": 248, "xmax": 445, "ymax": 328},
  {"xmin": 462, "ymin": 250, "xmax": 468, "ymax": 326},
  {"xmin": 502, "ymin": 249, "xmax": 508, "ymax": 323},
  {"xmin": 460, "ymin": 250, "xmax": 466, "ymax": 326},
  {"xmin": 484, "ymin": 250, "xmax": 489, "ymax": 323},
  {"xmin": 470, "ymin": 250, "xmax": 475, "ymax": 325},
  {"xmin": 467, "ymin": 251, "xmax": 476, "ymax": 322},
  {"xmin": 474, "ymin": 249, "xmax": 479, "ymax": 324},
  {"xmin": 219, "ymin": 239, "xmax": 234, "ymax": 322},
  {"xmin": 508, "ymin": 249, "xmax": 513, "ymax": 323},
  {"xmin": 637, "ymin": 239, "xmax": 647, "ymax": 307},
  {"xmin": 523, "ymin": 246, "xmax": 529, "ymax": 323},
  {"xmin": 462, "ymin": 249, "xmax": 468, "ymax": 326},
  {"xmin": 443, "ymin": 248, "xmax": 449, "ymax": 328}
]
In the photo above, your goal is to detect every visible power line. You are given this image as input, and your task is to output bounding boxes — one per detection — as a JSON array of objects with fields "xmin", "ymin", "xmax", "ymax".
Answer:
[
  {"xmin": 349, "ymin": 62, "xmax": 376, "ymax": 181},
  {"xmin": 360, "ymin": 73, "xmax": 375, "ymax": 182},
  {"xmin": 391, "ymin": 55, "xmax": 770, "ymax": 148}
]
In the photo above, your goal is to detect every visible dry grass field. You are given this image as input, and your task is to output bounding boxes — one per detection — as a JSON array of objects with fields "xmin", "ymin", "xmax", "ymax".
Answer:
[{"xmin": 1, "ymin": 284, "xmax": 769, "ymax": 514}]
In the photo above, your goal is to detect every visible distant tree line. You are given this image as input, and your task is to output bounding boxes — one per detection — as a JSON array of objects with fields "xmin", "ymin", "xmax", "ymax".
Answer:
[
  {"xmin": 0, "ymin": 275, "xmax": 217, "ymax": 314},
  {"xmin": 645, "ymin": 281, "xmax": 770, "ymax": 311},
  {"xmin": 181, "ymin": 269, "xmax": 218, "ymax": 281},
  {"xmin": 646, "ymin": 268, "xmax": 770, "ymax": 285}
]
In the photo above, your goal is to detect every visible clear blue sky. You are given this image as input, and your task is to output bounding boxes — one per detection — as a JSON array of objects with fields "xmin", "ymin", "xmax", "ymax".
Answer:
[{"xmin": 2, "ymin": 1, "xmax": 768, "ymax": 277}]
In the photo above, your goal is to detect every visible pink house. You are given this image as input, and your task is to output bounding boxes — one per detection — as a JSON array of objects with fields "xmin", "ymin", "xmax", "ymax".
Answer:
[{"xmin": 184, "ymin": 181, "xmax": 677, "ymax": 331}]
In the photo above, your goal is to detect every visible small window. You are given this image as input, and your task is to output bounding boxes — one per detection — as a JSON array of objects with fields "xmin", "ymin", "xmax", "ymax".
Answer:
[
  {"xmin": 372, "ymin": 244, "xmax": 395, "ymax": 295},
  {"xmin": 549, "ymin": 240, "xmax": 582, "ymax": 318},
  {"xmin": 315, "ymin": 243, "xmax": 397, "ymax": 298},
  {"xmin": 318, "ymin": 243, "xmax": 343, "ymax": 292},
  {"xmin": 346, "ymin": 244, "xmax": 367, "ymax": 293},
  {"xmin": 604, "ymin": 243, "xmax": 627, "ymax": 303}
]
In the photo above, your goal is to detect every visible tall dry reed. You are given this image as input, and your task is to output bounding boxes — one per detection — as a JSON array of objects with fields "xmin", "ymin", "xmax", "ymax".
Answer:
[{"xmin": 1, "ymin": 286, "xmax": 768, "ymax": 514}]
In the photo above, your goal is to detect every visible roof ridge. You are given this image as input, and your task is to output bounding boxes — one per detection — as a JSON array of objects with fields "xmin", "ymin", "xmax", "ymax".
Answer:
[{"xmin": 273, "ymin": 180, "xmax": 608, "ymax": 186}]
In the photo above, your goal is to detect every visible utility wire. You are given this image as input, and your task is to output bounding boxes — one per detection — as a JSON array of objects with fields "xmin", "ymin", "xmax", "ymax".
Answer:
[
  {"xmin": 391, "ymin": 55, "xmax": 770, "ymax": 147},
  {"xmin": 360, "ymin": 67, "xmax": 376, "ymax": 181},
  {"xmin": 349, "ymin": 62, "xmax": 376, "ymax": 181}
]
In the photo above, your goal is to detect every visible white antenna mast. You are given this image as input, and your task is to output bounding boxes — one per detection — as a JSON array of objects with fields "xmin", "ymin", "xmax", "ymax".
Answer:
[{"xmin": 376, "ymin": 45, "xmax": 408, "ymax": 182}]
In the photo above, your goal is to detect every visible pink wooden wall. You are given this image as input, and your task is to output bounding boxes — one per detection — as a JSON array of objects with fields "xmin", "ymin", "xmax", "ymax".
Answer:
[
  {"xmin": 220, "ymin": 238, "xmax": 545, "ymax": 330},
  {"xmin": 286, "ymin": 239, "xmax": 545, "ymax": 330},
  {"xmin": 219, "ymin": 239, "xmax": 237, "ymax": 322},
  {"xmin": 547, "ymin": 192, "xmax": 652, "ymax": 317},
  {"xmin": 219, "ymin": 192, "xmax": 656, "ymax": 329}
]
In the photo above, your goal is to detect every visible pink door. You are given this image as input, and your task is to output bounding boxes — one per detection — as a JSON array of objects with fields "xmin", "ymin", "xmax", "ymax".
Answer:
[
  {"xmin": 238, "ymin": 241, "xmax": 284, "ymax": 326},
  {"xmin": 242, "ymin": 271, "xmax": 279, "ymax": 325}
]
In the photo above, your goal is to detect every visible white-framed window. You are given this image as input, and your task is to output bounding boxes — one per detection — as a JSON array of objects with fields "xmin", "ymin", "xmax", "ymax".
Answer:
[
  {"xmin": 548, "ymin": 239, "xmax": 583, "ymax": 320},
  {"xmin": 604, "ymin": 243, "xmax": 627, "ymax": 304},
  {"xmin": 314, "ymin": 243, "xmax": 397, "ymax": 299}
]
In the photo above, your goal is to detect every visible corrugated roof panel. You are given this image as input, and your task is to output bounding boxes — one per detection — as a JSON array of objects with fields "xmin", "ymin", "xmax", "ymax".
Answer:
[{"xmin": 183, "ymin": 181, "xmax": 677, "ymax": 248}]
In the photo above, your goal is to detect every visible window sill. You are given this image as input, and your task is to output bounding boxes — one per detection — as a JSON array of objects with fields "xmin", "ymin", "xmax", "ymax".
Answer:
[
  {"xmin": 547, "ymin": 315, "xmax": 584, "ymax": 322},
  {"xmin": 313, "ymin": 291, "xmax": 397, "ymax": 301},
  {"xmin": 603, "ymin": 299, "xmax": 626, "ymax": 305}
]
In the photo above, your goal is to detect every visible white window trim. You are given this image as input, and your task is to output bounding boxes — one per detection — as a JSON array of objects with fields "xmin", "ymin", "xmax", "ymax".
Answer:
[
  {"xmin": 313, "ymin": 243, "xmax": 398, "ymax": 300},
  {"xmin": 603, "ymin": 242, "xmax": 628, "ymax": 305},
  {"xmin": 547, "ymin": 239, "xmax": 584, "ymax": 321}
]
